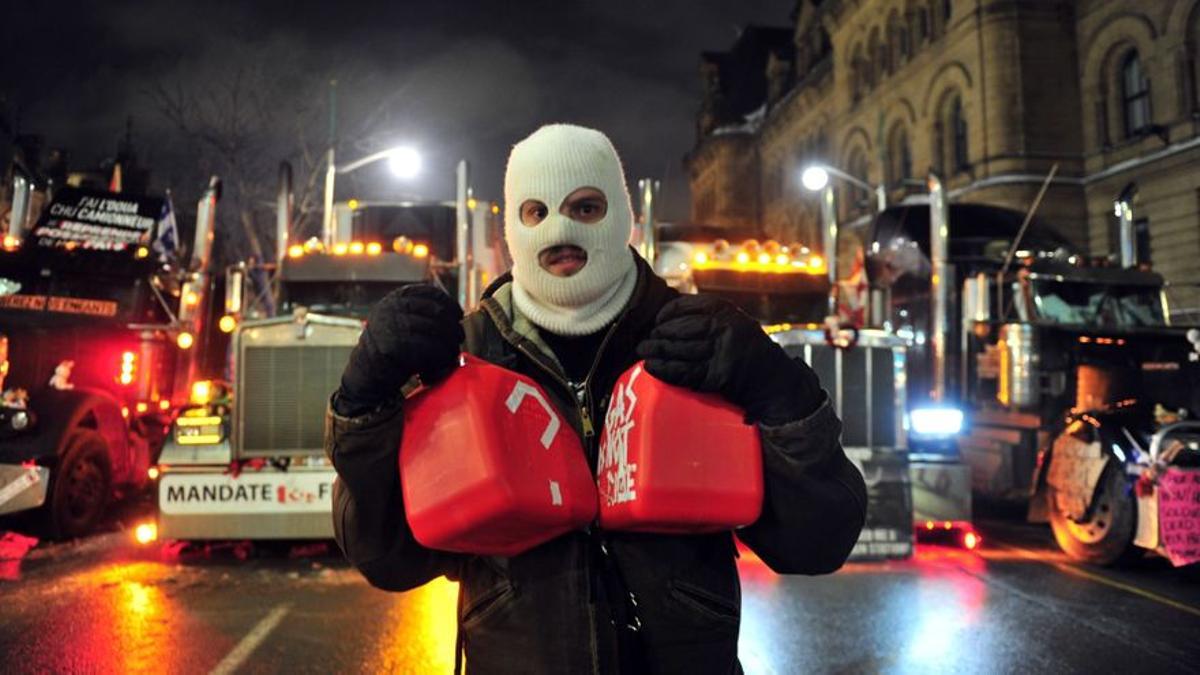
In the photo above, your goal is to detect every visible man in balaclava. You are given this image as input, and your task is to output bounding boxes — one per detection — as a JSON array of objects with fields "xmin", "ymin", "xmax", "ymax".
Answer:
[{"xmin": 328, "ymin": 124, "xmax": 866, "ymax": 673}]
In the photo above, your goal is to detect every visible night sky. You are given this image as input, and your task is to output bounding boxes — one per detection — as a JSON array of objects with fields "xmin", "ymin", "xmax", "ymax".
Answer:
[{"xmin": 1, "ymin": 0, "xmax": 794, "ymax": 239}]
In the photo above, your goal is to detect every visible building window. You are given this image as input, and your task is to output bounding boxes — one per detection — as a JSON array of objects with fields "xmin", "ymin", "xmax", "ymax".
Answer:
[
  {"xmin": 915, "ymin": 8, "xmax": 929, "ymax": 44},
  {"xmin": 1121, "ymin": 50, "xmax": 1152, "ymax": 137},
  {"xmin": 888, "ymin": 126, "xmax": 912, "ymax": 186},
  {"xmin": 950, "ymin": 96, "xmax": 969, "ymax": 171},
  {"xmin": 943, "ymin": 0, "xmax": 952, "ymax": 23},
  {"xmin": 1135, "ymin": 218, "xmax": 1152, "ymax": 265}
]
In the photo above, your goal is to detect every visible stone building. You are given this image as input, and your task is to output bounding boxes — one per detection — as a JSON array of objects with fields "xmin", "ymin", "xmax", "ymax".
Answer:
[{"xmin": 687, "ymin": 0, "xmax": 1200, "ymax": 307}]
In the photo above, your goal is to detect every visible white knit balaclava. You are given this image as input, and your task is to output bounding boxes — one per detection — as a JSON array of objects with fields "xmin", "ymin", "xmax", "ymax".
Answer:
[{"xmin": 504, "ymin": 124, "xmax": 637, "ymax": 336}]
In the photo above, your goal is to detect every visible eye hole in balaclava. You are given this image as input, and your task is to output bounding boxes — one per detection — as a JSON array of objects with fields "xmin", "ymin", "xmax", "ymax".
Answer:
[{"xmin": 520, "ymin": 187, "xmax": 608, "ymax": 228}]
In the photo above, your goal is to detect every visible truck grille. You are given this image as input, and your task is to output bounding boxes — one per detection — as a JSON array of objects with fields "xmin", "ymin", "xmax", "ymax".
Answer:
[
  {"xmin": 776, "ymin": 335, "xmax": 905, "ymax": 450},
  {"xmin": 239, "ymin": 344, "xmax": 353, "ymax": 455}
]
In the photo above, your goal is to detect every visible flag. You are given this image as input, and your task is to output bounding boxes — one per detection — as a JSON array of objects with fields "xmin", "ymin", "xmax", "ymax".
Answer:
[{"xmin": 154, "ymin": 191, "xmax": 180, "ymax": 259}]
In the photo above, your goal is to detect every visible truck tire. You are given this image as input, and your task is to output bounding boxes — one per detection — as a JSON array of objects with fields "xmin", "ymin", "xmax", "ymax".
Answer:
[
  {"xmin": 1047, "ymin": 463, "xmax": 1138, "ymax": 566},
  {"xmin": 44, "ymin": 430, "xmax": 113, "ymax": 539}
]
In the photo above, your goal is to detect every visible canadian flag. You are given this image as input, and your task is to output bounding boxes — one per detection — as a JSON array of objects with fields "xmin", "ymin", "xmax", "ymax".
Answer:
[{"xmin": 836, "ymin": 248, "xmax": 868, "ymax": 328}]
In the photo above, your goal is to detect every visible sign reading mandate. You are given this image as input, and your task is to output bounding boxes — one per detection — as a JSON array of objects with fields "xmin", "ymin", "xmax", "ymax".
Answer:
[{"xmin": 159, "ymin": 472, "xmax": 334, "ymax": 515}]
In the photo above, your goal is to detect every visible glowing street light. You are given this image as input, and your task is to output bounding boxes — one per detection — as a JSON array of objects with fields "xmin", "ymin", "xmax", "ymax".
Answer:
[
  {"xmin": 801, "ymin": 166, "xmax": 830, "ymax": 192},
  {"xmin": 387, "ymin": 147, "xmax": 422, "ymax": 179},
  {"xmin": 323, "ymin": 145, "xmax": 423, "ymax": 246}
]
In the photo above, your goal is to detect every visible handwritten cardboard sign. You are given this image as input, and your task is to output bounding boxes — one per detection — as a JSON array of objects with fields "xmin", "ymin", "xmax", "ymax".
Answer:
[{"xmin": 1158, "ymin": 468, "xmax": 1200, "ymax": 567}]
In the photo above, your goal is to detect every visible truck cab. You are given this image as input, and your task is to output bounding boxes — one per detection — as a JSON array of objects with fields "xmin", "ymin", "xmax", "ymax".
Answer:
[
  {"xmin": 153, "ymin": 205, "xmax": 453, "ymax": 542},
  {"xmin": 0, "ymin": 184, "xmax": 209, "ymax": 538},
  {"xmin": 869, "ymin": 200, "xmax": 1200, "ymax": 564}
]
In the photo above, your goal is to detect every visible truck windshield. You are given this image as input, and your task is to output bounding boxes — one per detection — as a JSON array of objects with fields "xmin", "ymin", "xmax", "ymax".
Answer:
[
  {"xmin": 1032, "ymin": 280, "xmax": 1165, "ymax": 327},
  {"xmin": 0, "ymin": 254, "xmax": 165, "ymax": 325},
  {"xmin": 280, "ymin": 281, "xmax": 409, "ymax": 319}
]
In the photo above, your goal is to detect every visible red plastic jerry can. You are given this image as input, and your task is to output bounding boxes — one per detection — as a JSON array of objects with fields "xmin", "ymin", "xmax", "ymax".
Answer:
[
  {"xmin": 400, "ymin": 354, "xmax": 597, "ymax": 557},
  {"xmin": 597, "ymin": 361, "xmax": 763, "ymax": 533}
]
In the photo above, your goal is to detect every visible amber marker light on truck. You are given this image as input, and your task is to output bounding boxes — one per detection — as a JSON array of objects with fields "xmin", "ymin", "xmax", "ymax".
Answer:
[
  {"xmin": 366, "ymin": 242, "xmax": 383, "ymax": 256},
  {"xmin": 218, "ymin": 315, "xmax": 237, "ymax": 333},
  {"xmin": 412, "ymin": 243, "xmax": 430, "ymax": 258},
  {"xmin": 190, "ymin": 380, "xmax": 213, "ymax": 406},
  {"xmin": 134, "ymin": 522, "xmax": 158, "ymax": 545},
  {"xmin": 349, "ymin": 241, "xmax": 365, "ymax": 255},
  {"xmin": 288, "ymin": 244, "xmax": 305, "ymax": 258},
  {"xmin": 177, "ymin": 332, "xmax": 194, "ymax": 349}
]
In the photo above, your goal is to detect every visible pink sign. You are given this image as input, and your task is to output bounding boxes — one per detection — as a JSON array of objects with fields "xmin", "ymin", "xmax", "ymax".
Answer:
[{"xmin": 1158, "ymin": 468, "xmax": 1200, "ymax": 567}]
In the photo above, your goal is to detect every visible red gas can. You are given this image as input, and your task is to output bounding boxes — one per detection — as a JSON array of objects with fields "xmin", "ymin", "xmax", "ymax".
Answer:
[
  {"xmin": 400, "ymin": 354, "xmax": 597, "ymax": 556},
  {"xmin": 597, "ymin": 361, "xmax": 763, "ymax": 533}
]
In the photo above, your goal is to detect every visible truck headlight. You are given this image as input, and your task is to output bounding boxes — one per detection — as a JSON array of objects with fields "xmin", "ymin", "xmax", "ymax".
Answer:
[
  {"xmin": 174, "ymin": 415, "xmax": 225, "ymax": 445},
  {"xmin": 909, "ymin": 407, "xmax": 964, "ymax": 437}
]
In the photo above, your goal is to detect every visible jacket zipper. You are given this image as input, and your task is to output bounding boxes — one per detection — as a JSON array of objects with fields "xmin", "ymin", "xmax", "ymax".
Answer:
[{"xmin": 485, "ymin": 296, "xmax": 635, "ymax": 675}]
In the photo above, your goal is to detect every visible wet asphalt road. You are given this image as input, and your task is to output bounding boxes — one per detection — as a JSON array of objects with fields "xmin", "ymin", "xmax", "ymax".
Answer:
[{"xmin": 2, "ymin": 519, "xmax": 1199, "ymax": 674}]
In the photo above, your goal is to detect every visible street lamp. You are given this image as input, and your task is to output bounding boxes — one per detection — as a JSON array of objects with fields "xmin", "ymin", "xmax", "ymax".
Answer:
[
  {"xmin": 801, "ymin": 163, "xmax": 886, "ymax": 315},
  {"xmin": 801, "ymin": 164, "xmax": 887, "ymax": 213},
  {"xmin": 323, "ymin": 145, "xmax": 422, "ymax": 246}
]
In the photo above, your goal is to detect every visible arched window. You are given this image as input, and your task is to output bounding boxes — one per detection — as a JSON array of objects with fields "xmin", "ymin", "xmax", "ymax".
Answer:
[
  {"xmin": 935, "ymin": 93, "xmax": 969, "ymax": 174},
  {"xmin": 888, "ymin": 125, "xmax": 913, "ymax": 186},
  {"xmin": 1120, "ymin": 50, "xmax": 1151, "ymax": 137},
  {"xmin": 892, "ymin": 11, "xmax": 910, "ymax": 63},
  {"xmin": 951, "ymin": 96, "xmax": 969, "ymax": 170},
  {"xmin": 851, "ymin": 45, "xmax": 866, "ymax": 102},
  {"xmin": 842, "ymin": 149, "xmax": 871, "ymax": 221},
  {"xmin": 870, "ymin": 27, "xmax": 889, "ymax": 77}
]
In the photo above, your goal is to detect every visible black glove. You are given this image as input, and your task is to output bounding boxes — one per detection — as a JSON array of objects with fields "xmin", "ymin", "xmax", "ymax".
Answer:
[
  {"xmin": 335, "ymin": 284, "xmax": 465, "ymax": 417},
  {"xmin": 636, "ymin": 295, "xmax": 823, "ymax": 425}
]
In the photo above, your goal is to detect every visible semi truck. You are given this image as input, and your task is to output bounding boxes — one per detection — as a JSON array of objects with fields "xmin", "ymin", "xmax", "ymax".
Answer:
[
  {"xmin": 0, "ymin": 175, "xmax": 221, "ymax": 538},
  {"xmin": 865, "ymin": 174, "xmax": 1200, "ymax": 565},
  {"xmin": 651, "ymin": 225, "xmax": 919, "ymax": 561},
  {"xmin": 149, "ymin": 161, "xmax": 504, "ymax": 541}
]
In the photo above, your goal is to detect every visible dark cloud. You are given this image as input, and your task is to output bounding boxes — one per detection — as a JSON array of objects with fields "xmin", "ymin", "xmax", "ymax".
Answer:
[{"xmin": 1, "ymin": 0, "xmax": 794, "ymax": 222}]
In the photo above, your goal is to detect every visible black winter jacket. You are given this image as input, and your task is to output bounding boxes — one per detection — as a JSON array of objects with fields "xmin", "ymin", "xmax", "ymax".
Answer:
[{"xmin": 325, "ymin": 256, "xmax": 867, "ymax": 674}]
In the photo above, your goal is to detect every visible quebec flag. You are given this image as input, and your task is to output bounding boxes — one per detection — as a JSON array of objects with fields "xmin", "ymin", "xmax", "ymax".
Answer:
[{"xmin": 154, "ymin": 191, "xmax": 180, "ymax": 259}]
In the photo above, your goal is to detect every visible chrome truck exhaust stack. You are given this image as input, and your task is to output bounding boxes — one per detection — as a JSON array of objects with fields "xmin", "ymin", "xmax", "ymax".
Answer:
[
  {"xmin": 7, "ymin": 171, "xmax": 32, "ymax": 244},
  {"xmin": 277, "ymin": 162, "xmax": 293, "ymax": 265},
  {"xmin": 636, "ymin": 178, "xmax": 660, "ymax": 264},
  {"xmin": 819, "ymin": 185, "xmax": 839, "ymax": 317},
  {"xmin": 1115, "ymin": 185, "xmax": 1137, "ymax": 268},
  {"xmin": 927, "ymin": 172, "xmax": 950, "ymax": 403}
]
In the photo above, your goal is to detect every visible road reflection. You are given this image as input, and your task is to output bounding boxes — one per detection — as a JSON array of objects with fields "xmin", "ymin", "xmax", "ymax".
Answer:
[
  {"xmin": 19, "ymin": 560, "xmax": 228, "ymax": 674},
  {"xmin": 365, "ymin": 576, "xmax": 460, "ymax": 672},
  {"xmin": 738, "ymin": 545, "xmax": 995, "ymax": 673}
]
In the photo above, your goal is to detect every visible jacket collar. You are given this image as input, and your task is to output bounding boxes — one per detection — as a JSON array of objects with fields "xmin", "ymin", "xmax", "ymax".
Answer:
[{"xmin": 476, "ymin": 250, "xmax": 675, "ymax": 377}]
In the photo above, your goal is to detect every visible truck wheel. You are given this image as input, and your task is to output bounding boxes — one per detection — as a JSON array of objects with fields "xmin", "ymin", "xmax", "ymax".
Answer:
[
  {"xmin": 1047, "ymin": 464, "xmax": 1138, "ymax": 566},
  {"xmin": 44, "ymin": 430, "xmax": 113, "ymax": 539}
]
